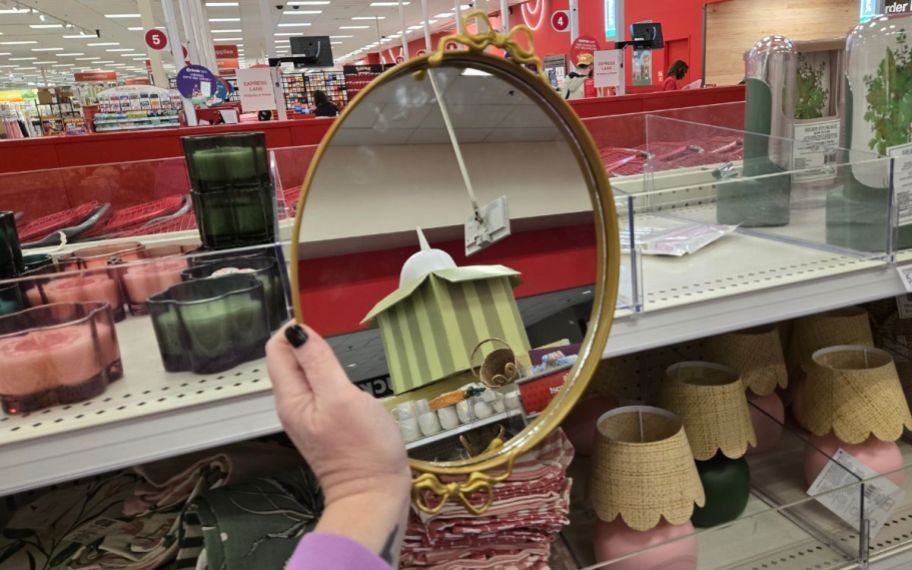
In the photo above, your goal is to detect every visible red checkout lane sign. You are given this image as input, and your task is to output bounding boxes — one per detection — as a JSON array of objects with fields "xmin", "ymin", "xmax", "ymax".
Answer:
[
  {"xmin": 551, "ymin": 10, "xmax": 570, "ymax": 33},
  {"xmin": 145, "ymin": 29, "xmax": 168, "ymax": 51}
]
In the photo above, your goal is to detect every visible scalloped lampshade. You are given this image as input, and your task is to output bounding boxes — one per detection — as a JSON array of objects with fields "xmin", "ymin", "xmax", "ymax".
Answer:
[
  {"xmin": 660, "ymin": 361, "xmax": 757, "ymax": 461},
  {"xmin": 704, "ymin": 324, "xmax": 787, "ymax": 396},
  {"xmin": 788, "ymin": 307, "xmax": 873, "ymax": 374},
  {"xmin": 796, "ymin": 345, "xmax": 912, "ymax": 444},
  {"xmin": 590, "ymin": 405, "xmax": 705, "ymax": 531}
]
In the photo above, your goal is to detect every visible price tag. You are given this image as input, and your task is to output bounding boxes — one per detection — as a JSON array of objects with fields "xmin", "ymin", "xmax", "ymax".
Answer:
[
  {"xmin": 896, "ymin": 264, "xmax": 912, "ymax": 292},
  {"xmin": 889, "ymin": 143, "xmax": 912, "ymax": 226},
  {"xmin": 807, "ymin": 448, "xmax": 905, "ymax": 538}
]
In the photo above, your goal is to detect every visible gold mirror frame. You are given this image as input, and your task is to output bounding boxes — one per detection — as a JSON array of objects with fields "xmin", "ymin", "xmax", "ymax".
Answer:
[{"xmin": 290, "ymin": 12, "xmax": 620, "ymax": 513}]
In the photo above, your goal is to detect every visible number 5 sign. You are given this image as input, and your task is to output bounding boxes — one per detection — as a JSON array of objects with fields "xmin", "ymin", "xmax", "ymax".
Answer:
[
  {"xmin": 145, "ymin": 29, "xmax": 168, "ymax": 50},
  {"xmin": 551, "ymin": 10, "xmax": 570, "ymax": 33}
]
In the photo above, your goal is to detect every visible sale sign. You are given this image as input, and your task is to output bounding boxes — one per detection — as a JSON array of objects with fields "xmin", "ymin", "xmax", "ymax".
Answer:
[
  {"xmin": 236, "ymin": 67, "xmax": 275, "ymax": 113},
  {"xmin": 74, "ymin": 71, "xmax": 117, "ymax": 82},
  {"xmin": 551, "ymin": 10, "xmax": 570, "ymax": 32},
  {"xmin": 145, "ymin": 29, "xmax": 167, "ymax": 50}
]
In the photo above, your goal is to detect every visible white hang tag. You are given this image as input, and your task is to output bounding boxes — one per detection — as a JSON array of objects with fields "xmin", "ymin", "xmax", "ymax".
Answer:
[
  {"xmin": 465, "ymin": 195, "xmax": 511, "ymax": 256},
  {"xmin": 807, "ymin": 448, "xmax": 905, "ymax": 538}
]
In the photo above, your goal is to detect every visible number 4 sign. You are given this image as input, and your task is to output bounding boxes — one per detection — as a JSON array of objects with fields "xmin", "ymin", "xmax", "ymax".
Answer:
[{"xmin": 551, "ymin": 10, "xmax": 570, "ymax": 33}]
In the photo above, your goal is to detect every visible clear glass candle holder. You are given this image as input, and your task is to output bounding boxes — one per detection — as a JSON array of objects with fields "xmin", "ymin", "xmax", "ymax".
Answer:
[
  {"xmin": 30, "ymin": 268, "xmax": 127, "ymax": 322},
  {"xmin": 0, "ymin": 301, "xmax": 121, "ymax": 414},
  {"xmin": 121, "ymin": 244, "xmax": 198, "ymax": 316},
  {"xmin": 181, "ymin": 253, "xmax": 287, "ymax": 331},
  {"xmin": 147, "ymin": 273, "xmax": 271, "ymax": 374}
]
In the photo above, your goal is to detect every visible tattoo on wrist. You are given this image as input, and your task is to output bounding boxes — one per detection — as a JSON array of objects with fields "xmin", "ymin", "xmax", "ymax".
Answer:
[{"xmin": 380, "ymin": 524, "xmax": 398, "ymax": 564}]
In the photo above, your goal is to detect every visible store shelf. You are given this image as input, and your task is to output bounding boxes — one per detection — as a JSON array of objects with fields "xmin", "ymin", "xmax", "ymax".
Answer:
[
  {"xmin": 96, "ymin": 123, "xmax": 181, "ymax": 132},
  {"xmin": 94, "ymin": 116, "xmax": 179, "ymax": 124},
  {"xmin": 0, "ymin": 314, "xmax": 281, "ymax": 497},
  {"xmin": 404, "ymin": 410, "xmax": 523, "ymax": 451}
]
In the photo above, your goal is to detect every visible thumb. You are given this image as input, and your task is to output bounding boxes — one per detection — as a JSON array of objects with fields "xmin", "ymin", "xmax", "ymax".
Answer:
[{"xmin": 282, "ymin": 323, "xmax": 358, "ymax": 400}]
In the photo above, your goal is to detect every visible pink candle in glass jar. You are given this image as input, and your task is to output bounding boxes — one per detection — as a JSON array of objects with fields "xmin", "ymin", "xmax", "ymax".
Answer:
[
  {"xmin": 123, "ymin": 259, "xmax": 188, "ymax": 308},
  {"xmin": 44, "ymin": 274, "xmax": 121, "ymax": 311},
  {"xmin": 41, "ymin": 325, "xmax": 100, "ymax": 386},
  {"xmin": 95, "ymin": 320, "xmax": 122, "ymax": 379}
]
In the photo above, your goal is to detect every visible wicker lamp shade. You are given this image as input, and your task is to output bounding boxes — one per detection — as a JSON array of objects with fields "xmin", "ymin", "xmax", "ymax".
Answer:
[
  {"xmin": 703, "ymin": 325, "xmax": 787, "ymax": 396},
  {"xmin": 660, "ymin": 362, "xmax": 757, "ymax": 461},
  {"xmin": 590, "ymin": 406, "xmax": 705, "ymax": 531},
  {"xmin": 796, "ymin": 345, "xmax": 912, "ymax": 444},
  {"xmin": 788, "ymin": 307, "xmax": 873, "ymax": 373}
]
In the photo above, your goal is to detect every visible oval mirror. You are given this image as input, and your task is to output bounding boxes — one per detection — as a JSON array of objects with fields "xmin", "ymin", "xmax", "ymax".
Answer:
[{"xmin": 291, "ymin": 15, "xmax": 619, "ymax": 513}]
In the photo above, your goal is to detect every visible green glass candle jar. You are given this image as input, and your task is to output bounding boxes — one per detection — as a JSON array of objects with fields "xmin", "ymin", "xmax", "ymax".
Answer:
[
  {"xmin": 691, "ymin": 453, "xmax": 751, "ymax": 527},
  {"xmin": 0, "ymin": 211, "xmax": 24, "ymax": 279},
  {"xmin": 147, "ymin": 273, "xmax": 271, "ymax": 374},
  {"xmin": 190, "ymin": 186, "xmax": 276, "ymax": 249},
  {"xmin": 181, "ymin": 253, "xmax": 287, "ymax": 331},
  {"xmin": 0, "ymin": 283, "xmax": 25, "ymax": 316},
  {"xmin": 181, "ymin": 132, "xmax": 269, "ymax": 193}
]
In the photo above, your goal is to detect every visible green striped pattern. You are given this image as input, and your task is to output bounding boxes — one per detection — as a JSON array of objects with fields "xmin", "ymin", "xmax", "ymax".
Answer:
[{"xmin": 379, "ymin": 274, "xmax": 530, "ymax": 395}]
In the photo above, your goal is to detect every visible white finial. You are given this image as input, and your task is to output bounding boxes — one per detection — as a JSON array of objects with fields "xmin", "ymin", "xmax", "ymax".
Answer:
[{"xmin": 399, "ymin": 227, "xmax": 458, "ymax": 288}]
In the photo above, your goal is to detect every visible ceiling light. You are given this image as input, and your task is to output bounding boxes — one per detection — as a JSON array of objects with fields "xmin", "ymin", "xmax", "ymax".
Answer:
[
  {"xmin": 275, "ymin": 32, "xmax": 303, "ymax": 36},
  {"xmin": 330, "ymin": 41, "xmax": 342, "ymax": 45},
  {"xmin": 30, "ymin": 24, "xmax": 63, "ymax": 29},
  {"xmin": 213, "ymin": 37, "xmax": 243, "ymax": 40},
  {"xmin": 87, "ymin": 42, "xmax": 119, "ymax": 46},
  {"xmin": 0, "ymin": 41, "xmax": 37, "ymax": 45},
  {"xmin": 209, "ymin": 18, "xmax": 240, "ymax": 22},
  {"xmin": 211, "ymin": 29, "xmax": 241, "ymax": 33},
  {"xmin": 340, "ymin": 25, "xmax": 369, "ymax": 29},
  {"xmin": 127, "ymin": 27, "xmax": 143, "ymax": 31},
  {"xmin": 108, "ymin": 63, "xmax": 126, "ymax": 67},
  {"xmin": 9, "ymin": 57, "xmax": 36, "ymax": 61},
  {"xmin": 119, "ymin": 53, "xmax": 141, "ymax": 57},
  {"xmin": 278, "ymin": 23, "xmax": 311, "ymax": 27},
  {"xmin": 75, "ymin": 57, "xmax": 100, "ymax": 60},
  {"xmin": 107, "ymin": 48, "xmax": 135, "ymax": 52},
  {"xmin": 205, "ymin": 2, "xmax": 239, "ymax": 5},
  {"xmin": 330, "ymin": 35, "xmax": 353, "ymax": 38},
  {"xmin": 0, "ymin": 65, "xmax": 17, "ymax": 68},
  {"xmin": 31, "ymin": 47, "xmax": 63, "ymax": 51},
  {"xmin": 15, "ymin": 67, "xmax": 36, "ymax": 70},
  {"xmin": 0, "ymin": 53, "xmax": 9, "ymax": 56},
  {"xmin": 283, "ymin": 10, "xmax": 321, "ymax": 14},
  {"xmin": 434, "ymin": 12, "xmax": 452, "ymax": 18},
  {"xmin": 407, "ymin": 25, "xmax": 422, "ymax": 30},
  {"xmin": 0, "ymin": 8, "xmax": 30, "ymax": 14},
  {"xmin": 33, "ymin": 61, "xmax": 55, "ymax": 64},
  {"xmin": 55, "ymin": 53, "xmax": 85, "ymax": 56},
  {"xmin": 370, "ymin": 1, "xmax": 410, "ymax": 5},
  {"xmin": 352, "ymin": 16, "xmax": 384, "ymax": 19},
  {"xmin": 105, "ymin": 14, "xmax": 141, "ymax": 19},
  {"xmin": 95, "ymin": 60, "xmax": 114, "ymax": 63},
  {"xmin": 286, "ymin": 1, "xmax": 331, "ymax": 5},
  {"xmin": 51, "ymin": 64, "xmax": 74, "ymax": 67},
  {"xmin": 63, "ymin": 34, "xmax": 95, "ymax": 38}
]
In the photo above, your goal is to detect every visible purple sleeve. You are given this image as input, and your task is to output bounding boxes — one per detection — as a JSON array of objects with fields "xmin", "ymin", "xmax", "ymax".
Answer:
[{"xmin": 285, "ymin": 533, "xmax": 392, "ymax": 570}]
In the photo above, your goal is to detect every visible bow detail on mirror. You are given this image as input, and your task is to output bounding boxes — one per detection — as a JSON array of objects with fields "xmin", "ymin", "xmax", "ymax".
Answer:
[
  {"xmin": 411, "ymin": 457, "xmax": 515, "ymax": 515},
  {"xmin": 429, "ymin": 10, "xmax": 544, "ymax": 80}
]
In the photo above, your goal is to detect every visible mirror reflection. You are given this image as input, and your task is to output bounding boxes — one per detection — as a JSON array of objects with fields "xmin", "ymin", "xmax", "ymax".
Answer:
[{"xmin": 296, "ymin": 60, "xmax": 600, "ymax": 462}]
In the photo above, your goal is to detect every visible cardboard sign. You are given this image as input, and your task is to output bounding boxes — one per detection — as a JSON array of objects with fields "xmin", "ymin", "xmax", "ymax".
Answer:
[
  {"xmin": 236, "ymin": 67, "xmax": 275, "ymax": 113},
  {"xmin": 593, "ymin": 49, "xmax": 621, "ymax": 89}
]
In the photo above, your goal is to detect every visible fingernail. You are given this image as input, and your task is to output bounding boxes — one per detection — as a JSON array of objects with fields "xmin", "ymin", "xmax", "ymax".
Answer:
[{"xmin": 285, "ymin": 324, "xmax": 309, "ymax": 348}]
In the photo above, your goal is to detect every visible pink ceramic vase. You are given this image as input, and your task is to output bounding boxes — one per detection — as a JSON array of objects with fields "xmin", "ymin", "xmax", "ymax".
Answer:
[
  {"xmin": 594, "ymin": 517, "xmax": 698, "ymax": 570},
  {"xmin": 746, "ymin": 391, "xmax": 785, "ymax": 455},
  {"xmin": 803, "ymin": 433, "xmax": 905, "ymax": 488}
]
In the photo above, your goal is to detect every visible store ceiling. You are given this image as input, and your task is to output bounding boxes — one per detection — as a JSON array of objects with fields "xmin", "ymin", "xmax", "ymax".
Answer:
[{"xmin": 0, "ymin": 0, "xmax": 521, "ymax": 88}]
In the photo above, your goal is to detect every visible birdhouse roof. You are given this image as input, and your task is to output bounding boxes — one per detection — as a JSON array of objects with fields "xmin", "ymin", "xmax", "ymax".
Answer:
[{"xmin": 361, "ymin": 264, "xmax": 520, "ymax": 324}]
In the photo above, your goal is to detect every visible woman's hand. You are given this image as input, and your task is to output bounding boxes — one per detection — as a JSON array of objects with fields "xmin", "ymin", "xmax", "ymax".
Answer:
[{"xmin": 266, "ymin": 323, "xmax": 410, "ymax": 566}]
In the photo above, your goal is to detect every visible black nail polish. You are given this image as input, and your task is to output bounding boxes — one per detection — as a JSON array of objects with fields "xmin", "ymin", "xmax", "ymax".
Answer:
[{"xmin": 285, "ymin": 324, "xmax": 309, "ymax": 348}]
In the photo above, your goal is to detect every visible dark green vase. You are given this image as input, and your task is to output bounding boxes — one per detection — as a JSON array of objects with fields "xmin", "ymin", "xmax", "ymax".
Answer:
[
  {"xmin": 717, "ymin": 78, "xmax": 791, "ymax": 227},
  {"xmin": 691, "ymin": 454, "xmax": 751, "ymax": 527}
]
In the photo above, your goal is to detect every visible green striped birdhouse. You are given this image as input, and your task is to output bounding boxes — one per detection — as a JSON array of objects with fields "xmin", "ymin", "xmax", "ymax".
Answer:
[{"xmin": 361, "ymin": 231, "xmax": 531, "ymax": 395}]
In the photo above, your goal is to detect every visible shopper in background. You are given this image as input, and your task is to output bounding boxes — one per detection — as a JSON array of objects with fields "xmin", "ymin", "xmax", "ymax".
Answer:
[
  {"xmin": 313, "ymin": 90, "xmax": 340, "ymax": 118},
  {"xmin": 560, "ymin": 53, "xmax": 594, "ymax": 100},
  {"xmin": 663, "ymin": 60, "xmax": 689, "ymax": 91},
  {"xmin": 266, "ymin": 323, "xmax": 410, "ymax": 569}
]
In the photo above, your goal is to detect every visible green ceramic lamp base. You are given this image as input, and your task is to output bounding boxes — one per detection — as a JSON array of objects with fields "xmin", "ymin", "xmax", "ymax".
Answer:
[{"xmin": 691, "ymin": 454, "xmax": 751, "ymax": 527}]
